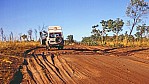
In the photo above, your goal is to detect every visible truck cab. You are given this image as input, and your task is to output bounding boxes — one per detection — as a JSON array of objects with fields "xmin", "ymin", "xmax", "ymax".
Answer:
[{"xmin": 40, "ymin": 26, "xmax": 64, "ymax": 49}]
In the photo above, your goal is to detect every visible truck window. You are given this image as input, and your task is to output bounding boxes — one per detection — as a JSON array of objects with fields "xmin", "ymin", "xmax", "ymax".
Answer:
[{"xmin": 49, "ymin": 33, "xmax": 62, "ymax": 38}]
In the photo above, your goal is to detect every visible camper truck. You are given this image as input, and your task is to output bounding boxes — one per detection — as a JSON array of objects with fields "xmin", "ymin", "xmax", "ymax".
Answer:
[{"xmin": 40, "ymin": 26, "xmax": 64, "ymax": 49}]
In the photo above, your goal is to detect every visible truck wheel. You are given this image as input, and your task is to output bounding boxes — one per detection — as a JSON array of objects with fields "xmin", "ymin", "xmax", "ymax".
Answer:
[
  {"xmin": 58, "ymin": 46, "xmax": 63, "ymax": 50},
  {"xmin": 61, "ymin": 46, "xmax": 64, "ymax": 49},
  {"xmin": 56, "ymin": 37, "xmax": 63, "ymax": 44},
  {"xmin": 46, "ymin": 46, "xmax": 50, "ymax": 50}
]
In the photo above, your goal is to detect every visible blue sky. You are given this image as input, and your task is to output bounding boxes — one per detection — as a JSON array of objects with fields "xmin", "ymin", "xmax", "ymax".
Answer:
[{"xmin": 0, "ymin": 0, "xmax": 149, "ymax": 41}]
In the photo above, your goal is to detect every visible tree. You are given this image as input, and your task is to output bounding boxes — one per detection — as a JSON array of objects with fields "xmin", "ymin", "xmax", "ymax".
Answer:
[
  {"xmin": 21, "ymin": 34, "xmax": 27, "ymax": 41},
  {"xmin": 126, "ymin": 0, "xmax": 149, "ymax": 36},
  {"xmin": 18, "ymin": 33, "xmax": 22, "ymax": 41},
  {"xmin": 111, "ymin": 18, "xmax": 124, "ymax": 44},
  {"xmin": 9, "ymin": 32, "xmax": 13, "ymax": 41},
  {"xmin": 28, "ymin": 29, "xmax": 32, "ymax": 41},
  {"xmin": 0, "ymin": 28, "xmax": 4, "ymax": 41},
  {"xmin": 119, "ymin": 34, "xmax": 125, "ymax": 42},
  {"xmin": 134, "ymin": 32, "xmax": 141, "ymax": 41},
  {"xmin": 3, "ymin": 35, "xmax": 6, "ymax": 41},
  {"xmin": 66, "ymin": 35, "xmax": 74, "ymax": 43},
  {"xmin": 34, "ymin": 29, "xmax": 37, "ymax": 41},
  {"xmin": 100, "ymin": 20, "xmax": 111, "ymax": 44},
  {"xmin": 91, "ymin": 25, "xmax": 102, "ymax": 41},
  {"xmin": 135, "ymin": 24, "xmax": 149, "ymax": 43},
  {"xmin": 137, "ymin": 24, "xmax": 146, "ymax": 41},
  {"xmin": 100, "ymin": 18, "xmax": 124, "ymax": 45},
  {"xmin": 81, "ymin": 37, "xmax": 92, "ymax": 45},
  {"xmin": 145, "ymin": 25, "xmax": 149, "ymax": 39}
]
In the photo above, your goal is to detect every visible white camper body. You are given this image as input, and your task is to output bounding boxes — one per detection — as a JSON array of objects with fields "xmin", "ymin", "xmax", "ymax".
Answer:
[
  {"xmin": 40, "ymin": 26, "xmax": 64, "ymax": 49},
  {"xmin": 48, "ymin": 26, "xmax": 63, "ymax": 33}
]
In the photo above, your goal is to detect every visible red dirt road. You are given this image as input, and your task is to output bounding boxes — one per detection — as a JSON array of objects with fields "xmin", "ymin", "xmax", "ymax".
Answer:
[
  {"xmin": 19, "ymin": 46, "xmax": 149, "ymax": 84},
  {"xmin": 1, "ymin": 45, "xmax": 149, "ymax": 84}
]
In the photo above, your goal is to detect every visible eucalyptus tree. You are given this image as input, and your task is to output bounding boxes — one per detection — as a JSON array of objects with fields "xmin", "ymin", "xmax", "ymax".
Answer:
[
  {"xmin": 100, "ymin": 19, "xmax": 124, "ymax": 45},
  {"xmin": 136, "ymin": 24, "xmax": 149, "ymax": 42},
  {"xmin": 81, "ymin": 37, "xmax": 92, "ymax": 45},
  {"xmin": 3, "ymin": 35, "xmax": 6, "ymax": 41},
  {"xmin": 136, "ymin": 24, "xmax": 146, "ymax": 43},
  {"xmin": 126, "ymin": 0, "xmax": 149, "ymax": 36},
  {"xmin": 119, "ymin": 34, "xmax": 125, "ymax": 42},
  {"xmin": 34, "ymin": 29, "xmax": 37, "ymax": 41},
  {"xmin": 66, "ymin": 35, "xmax": 74, "ymax": 43},
  {"xmin": 91, "ymin": 24, "xmax": 102, "ymax": 41},
  {"xmin": 21, "ymin": 34, "xmax": 27, "ymax": 41},
  {"xmin": 0, "ymin": 28, "xmax": 4, "ymax": 41},
  {"xmin": 146, "ymin": 25, "xmax": 149, "ymax": 39},
  {"xmin": 100, "ymin": 20, "xmax": 111, "ymax": 44},
  {"xmin": 18, "ymin": 33, "xmax": 22, "ymax": 41},
  {"xmin": 28, "ymin": 29, "xmax": 33, "ymax": 41},
  {"xmin": 134, "ymin": 32, "xmax": 141, "ymax": 41},
  {"xmin": 9, "ymin": 32, "xmax": 13, "ymax": 41},
  {"xmin": 111, "ymin": 18, "xmax": 124, "ymax": 44}
]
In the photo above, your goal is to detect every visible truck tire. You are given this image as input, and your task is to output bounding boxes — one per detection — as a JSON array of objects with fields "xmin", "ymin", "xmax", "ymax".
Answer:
[
  {"xmin": 58, "ymin": 46, "xmax": 63, "ymax": 50},
  {"xmin": 46, "ymin": 46, "xmax": 51, "ymax": 50},
  {"xmin": 56, "ymin": 37, "xmax": 63, "ymax": 44}
]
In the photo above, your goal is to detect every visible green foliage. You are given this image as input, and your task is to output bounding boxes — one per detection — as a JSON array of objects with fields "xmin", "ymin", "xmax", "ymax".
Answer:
[
  {"xmin": 111, "ymin": 18, "xmax": 124, "ymax": 35},
  {"xmin": 21, "ymin": 34, "xmax": 27, "ymax": 41},
  {"xmin": 81, "ymin": 0, "xmax": 149, "ymax": 47},
  {"xmin": 66, "ymin": 35, "xmax": 74, "ymax": 43},
  {"xmin": 134, "ymin": 32, "xmax": 141, "ymax": 39},
  {"xmin": 135, "ymin": 24, "xmax": 149, "ymax": 43},
  {"xmin": 91, "ymin": 27, "xmax": 101, "ymax": 37},
  {"xmin": 100, "ymin": 18, "xmax": 124, "ymax": 45},
  {"xmin": 126, "ymin": 0, "xmax": 149, "ymax": 35},
  {"xmin": 81, "ymin": 37, "xmax": 99, "ymax": 46},
  {"xmin": 100, "ymin": 18, "xmax": 124, "ymax": 36},
  {"xmin": 136, "ymin": 24, "xmax": 146, "ymax": 35},
  {"xmin": 118, "ymin": 34, "xmax": 125, "ymax": 42},
  {"xmin": 91, "ymin": 25, "xmax": 102, "ymax": 41}
]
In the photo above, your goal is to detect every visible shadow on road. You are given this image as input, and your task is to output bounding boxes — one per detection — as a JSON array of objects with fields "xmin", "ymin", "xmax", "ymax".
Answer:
[
  {"xmin": 23, "ymin": 46, "xmax": 45, "ymax": 58},
  {"xmin": 109, "ymin": 48, "xmax": 149, "ymax": 56},
  {"xmin": 126, "ymin": 48, "xmax": 149, "ymax": 53},
  {"xmin": 10, "ymin": 66, "xmax": 23, "ymax": 84}
]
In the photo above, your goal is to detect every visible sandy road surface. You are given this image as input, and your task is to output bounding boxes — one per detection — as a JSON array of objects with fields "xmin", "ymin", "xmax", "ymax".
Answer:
[{"xmin": 9, "ymin": 45, "xmax": 149, "ymax": 84}]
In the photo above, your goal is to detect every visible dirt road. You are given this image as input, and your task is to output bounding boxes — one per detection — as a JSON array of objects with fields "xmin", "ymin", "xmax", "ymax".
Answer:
[{"xmin": 7, "ymin": 45, "xmax": 149, "ymax": 84}]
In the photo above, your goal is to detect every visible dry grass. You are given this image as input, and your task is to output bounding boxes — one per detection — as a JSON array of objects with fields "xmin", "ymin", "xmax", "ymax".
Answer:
[
  {"xmin": 0, "ymin": 41, "xmax": 40, "ymax": 56},
  {"xmin": 0, "ymin": 41, "xmax": 40, "ymax": 83},
  {"xmin": 105, "ymin": 41, "xmax": 149, "ymax": 47}
]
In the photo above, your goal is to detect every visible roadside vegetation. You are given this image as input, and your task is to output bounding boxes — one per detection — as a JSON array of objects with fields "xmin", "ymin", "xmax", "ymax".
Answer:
[
  {"xmin": 0, "ymin": 0, "xmax": 148, "ymax": 50},
  {"xmin": 0, "ymin": 41, "xmax": 40, "ymax": 56},
  {"xmin": 81, "ymin": 0, "xmax": 149, "ymax": 47},
  {"xmin": 0, "ymin": 0, "xmax": 149, "ymax": 83}
]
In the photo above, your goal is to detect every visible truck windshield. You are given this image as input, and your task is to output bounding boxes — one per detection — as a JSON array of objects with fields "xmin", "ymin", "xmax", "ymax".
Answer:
[{"xmin": 49, "ymin": 33, "xmax": 62, "ymax": 38}]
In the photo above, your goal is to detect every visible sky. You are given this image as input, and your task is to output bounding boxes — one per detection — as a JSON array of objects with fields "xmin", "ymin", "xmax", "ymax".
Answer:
[{"xmin": 0, "ymin": 0, "xmax": 149, "ymax": 41}]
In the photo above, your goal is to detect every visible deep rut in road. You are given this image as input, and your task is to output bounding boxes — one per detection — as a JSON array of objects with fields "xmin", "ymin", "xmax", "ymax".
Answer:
[
  {"xmin": 21, "ymin": 53, "xmax": 74, "ymax": 84},
  {"xmin": 9, "ymin": 46, "xmax": 149, "ymax": 84},
  {"xmin": 20, "ymin": 47, "xmax": 94, "ymax": 84}
]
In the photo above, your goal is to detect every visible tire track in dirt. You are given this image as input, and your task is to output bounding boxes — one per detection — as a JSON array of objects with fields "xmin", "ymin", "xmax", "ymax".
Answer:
[
  {"xmin": 50, "ymin": 54, "xmax": 76, "ymax": 84},
  {"xmin": 36, "ymin": 54, "xmax": 66, "ymax": 83},
  {"xmin": 10, "ymin": 46, "xmax": 149, "ymax": 84},
  {"xmin": 21, "ymin": 47, "xmax": 91, "ymax": 84}
]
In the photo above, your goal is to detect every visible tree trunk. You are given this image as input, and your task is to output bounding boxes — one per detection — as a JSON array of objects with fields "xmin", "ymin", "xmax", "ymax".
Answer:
[
  {"xmin": 127, "ymin": 19, "xmax": 136, "ymax": 46},
  {"xmin": 116, "ymin": 33, "xmax": 118, "ymax": 46},
  {"xmin": 129, "ymin": 23, "xmax": 135, "ymax": 36}
]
